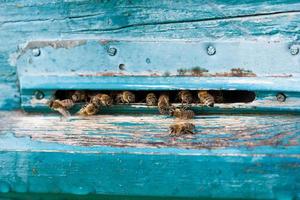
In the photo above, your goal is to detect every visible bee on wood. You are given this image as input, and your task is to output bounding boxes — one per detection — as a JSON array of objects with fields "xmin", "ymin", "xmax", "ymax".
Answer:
[
  {"xmin": 71, "ymin": 91, "xmax": 87, "ymax": 102},
  {"xmin": 78, "ymin": 103, "xmax": 99, "ymax": 116},
  {"xmin": 49, "ymin": 99, "xmax": 74, "ymax": 117},
  {"xmin": 158, "ymin": 93, "xmax": 170, "ymax": 115},
  {"xmin": 146, "ymin": 93, "xmax": 157, "ymax": 106},
  {"xmin": 169, "ymin": 122, "xmax": 195, "ymax": 136},
  {"xmin": 91, "ymin": 93, "xmax": 113, "ymax": 107},
  {"xmin": 178, "ymin": 91, "xmax": 193, "ymax": 105},
  {"xmin": 197, "ymin": 90, "xmax": 215, "ymax": 107},
  {"xmin": 169, "ymin": 106, "xmax": 195, "ymax": 119},
  {"xmin": 115, "ymin": 91, "xmax": 135, "ymax": 104}
]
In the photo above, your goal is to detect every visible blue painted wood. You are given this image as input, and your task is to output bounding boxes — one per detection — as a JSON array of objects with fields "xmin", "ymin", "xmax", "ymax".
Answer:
[
  {"xmin": 1, "ymin": 0, "xmax": 300, "ymax": 199},
  {"xmin": 16, "ymin": 40, "xmax": 300, "ymax": 77},
  {"xmin": 0, "ymin": 150, "xmax": 298, "ymax": 199},
  {"xmin": 19, "ymin": 75, "xmax": 300, "ymax": 114},
  {"xmin": 20, "ymin": 76, "xmax": 300, "ymax": 92},
  {"xmin": 1, "ymin": 0, "xmax": 300, "ymax": 110},
  {"xmin": 15, "ymin": 39, "xmax": 300, "ymax": 113},
  {"xmin": 0, "ymin": 112, "xmax": 300, "ymax": 199}
]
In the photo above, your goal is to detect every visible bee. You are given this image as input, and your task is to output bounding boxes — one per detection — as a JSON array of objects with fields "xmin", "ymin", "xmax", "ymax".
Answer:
[
  {"xmin": 78, "ymin": 103, "xmax": 99, "ymax": 116},
  {"xmin": 169, "ymin": 106, "xmax": 195, "ymax": 119},
  {"xmin": 71, "ymin": 91, "xmax": 87, "ymax": 102},
  {"xmin": 178, "ymin": 91, "xmax": 193, "ymax": 105},
  {"xmin": 146, "ymin": 93, "xmax": 157, "ymax": 106},
  {"xmin": 115, "ymin": 91, "xmax": 135, "ymax": 104},
  {"xmin": 49, "ymin": 99, "xmax": 74, "ymax": 117},
  {"xmin": 197, "ymin": 90, "xmax": 215, "ymax": 107},
  {"xmin": 91, "ymin": 93, "xmax": 113, "ymax": 107},
  {"xmin": 169, "ymin": 123, "xmax": 195, "ymax": 136},
  {"xmin": 158, "ymin": 93, "xmax": 170, "ymax": 115}
]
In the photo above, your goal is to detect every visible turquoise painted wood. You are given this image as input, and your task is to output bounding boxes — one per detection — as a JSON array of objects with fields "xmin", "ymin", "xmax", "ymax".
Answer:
[
  {"xmin": 0, "ymin": 112, "xmax": 300, "ymax": 199},
  {"xmin": 16, "ymin": 39, "xmax": 300, "ymax": 114},
  {"xmin": 1, "ymin": 0, "xmax": 300, "ymax": 199}
]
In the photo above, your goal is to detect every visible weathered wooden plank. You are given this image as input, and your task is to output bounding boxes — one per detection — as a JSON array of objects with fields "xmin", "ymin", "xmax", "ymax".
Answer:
[
  {"xmin": 0, "ymin": 111, "xmax": 300, "ymax": 198},
  {"xmin": 14, "ymin": 39, "xmax": 300, "ymax": 113},
  {"xmin": 19, "ymin": 76, "xmax": 300, "ymax": 92},
  {"xmin": 0, "ymin": 150, "xmax": 299, "ymax": 199},
  {"xmin": 0, "ymin": 151, "xmax": 299, "ymax": 199},
  {"xmin": 2, "ymin": 0, "xmax": 300, "ymax": 30},
  {"xmin": 1, "ymin": 0, "xmax": 300, "ymax": 110},
  {"xmin": 1, "ymin": 111, "xmax": 299, "ymax": 150},
  {"xmin": 0, "ymin": 1, "xmax": 299, "ymax": 199},
  {"xmin": 16, "ymin": 40, "xmax": 300, "ymax": 77}
]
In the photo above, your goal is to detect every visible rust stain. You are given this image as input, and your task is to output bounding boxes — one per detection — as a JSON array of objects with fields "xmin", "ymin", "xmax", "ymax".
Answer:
[
  {"xmin": 99, "ymin": 39, "xmax": 110, "ymax": 45},
  {"xmin": 98, "ymin": 39, "xmax": 119, "ymax": 45},
  {"xmin": 176, "ymin": 67, "xmax": 256, "ymax": 77},
  {"xmin": 73, "ymin": 68, "xmax": 258, "ymax": 78},
  {"xmin": 150, "ymin": 73, "xmax": 160, "ymax": 77},
  {"xmin": 214, "ymin": 68, "xmax": 256, "ymax": 77},
  {"xmin": 229, "ymin": 68, "xmax": 256, "ymax": 77}
]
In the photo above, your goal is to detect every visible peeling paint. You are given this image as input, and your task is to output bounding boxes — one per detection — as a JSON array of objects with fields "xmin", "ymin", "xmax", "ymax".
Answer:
[
  {"xmin": 0, "ymin": 111, "xmax": 299, "ymax": 149},
  {"xmin": 10, "ymin": 40, "xmax": 87, "ymax": 66}
]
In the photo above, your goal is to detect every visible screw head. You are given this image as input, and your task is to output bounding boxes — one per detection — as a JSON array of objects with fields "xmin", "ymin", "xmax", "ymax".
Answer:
[
  {"xmin": 146, "ymin": 58, "xmax": 151, "ymax": 64},
  {"xmin": 276, "ymin": 93, "xmax": 286, "ymax": 102},
  {"xmin": 207, "ymin": 46, "xmax": 216, "ymax": 56},
  {"xmin": 107, "ymin": 47, "xmax": 117, "ymax": 56},
  {"xmin": 32, "ymin": 48, "xmax": 41, "ymax": 57},
  {"xmin": 34, "ymin": 90, "xmax": 44, "ymax": 100},
  {"xmin": 290, "ymin": 45, "xmax": 299, "ymax": 55},
  {"xmin": 119, "ymin": 64, "xmax": 125, "ymax": 70}
]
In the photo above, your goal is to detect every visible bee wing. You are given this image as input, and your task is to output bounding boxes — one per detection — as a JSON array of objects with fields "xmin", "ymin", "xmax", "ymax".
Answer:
[
  {"xmin": 55, "ymin": 107, "xmax": 71, "ymax": 118},
  {"xmin": 185, "ymin": 129, "xmax": 195, "ymax": 134},
  {"xmin": 61, "ymin": 99, "xmax": 74, "ymax": 109},
  {"xmin": 77, "ymin": 106, "xmax": 87, "ymax": 116}
]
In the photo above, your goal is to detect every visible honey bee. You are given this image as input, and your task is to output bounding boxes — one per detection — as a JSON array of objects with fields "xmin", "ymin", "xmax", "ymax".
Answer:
[
  {"xmin": 49, "ymin": 99, "xmax": 74, "ymax": 117},
  {"xmin": 146, "ymin": 93, "xmax": 157, "ymax": 106},
  {"xmin": 197, "ymin": 90, "xmax": 215, "ymax": 107},
  {"xmin": 115, "ymin": 91, "xmax": 135, "ymax": 104},
  {"xmin": 178, "ymin": 91, "xmax": 193, "ymax": 105},
  {"xmin": 169, "ymin": 122, "xmax": 195, "ymax": 136},
  {"xmin": 158, "ymin": 93, "xmax": 170, "ymax": 115},
  {"xmin": 91, "ymin": 93, "xmax": 113, "ymax": 107},
  {"xmin": 169, "ymin": 106, "xmax": 195, "ymax": 119},
  {"xmin": 78, "ymin": 103, "xmax": 99, "ymax": 116},
  {"xmin": 71, "ymin": 91, "xmax": 87, "ymax": 102}
]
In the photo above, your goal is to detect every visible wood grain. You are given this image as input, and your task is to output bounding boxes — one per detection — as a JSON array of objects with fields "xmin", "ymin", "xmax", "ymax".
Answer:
[
  {"xmin": 1, "ymin": 111, "xmax": 299, "ymax": 150},
  {"xmin": 0, "ymin": 112, "xmax": 300, "ymax": 199},
  {"xmin": 1, "ymin": 0, "xmax": 300, "ymax": 110},
  {"xmin": 0, "ymin": 1, "xmax": 300, "ymax": 198}
]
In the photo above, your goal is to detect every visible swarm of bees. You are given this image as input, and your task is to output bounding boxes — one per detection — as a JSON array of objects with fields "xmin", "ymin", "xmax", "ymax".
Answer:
[{"xmin": 49, "ymin": 90, "xmax": 219, "ymax": 136}]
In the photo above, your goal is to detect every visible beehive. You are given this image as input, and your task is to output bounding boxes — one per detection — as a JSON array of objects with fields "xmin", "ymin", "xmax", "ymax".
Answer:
[{"xmin": 0, "ymin": 1, "xmax": 300, "ymax": 199}]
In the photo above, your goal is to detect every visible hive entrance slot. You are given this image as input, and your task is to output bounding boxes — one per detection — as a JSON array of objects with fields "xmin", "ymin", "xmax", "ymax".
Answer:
[{"xmin": 54, "ymin": 90, "xmax": 256, "ymax": 104}]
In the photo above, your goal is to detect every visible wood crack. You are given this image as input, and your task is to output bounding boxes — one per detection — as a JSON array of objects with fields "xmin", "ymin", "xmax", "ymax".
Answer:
[
  {"xmin": 1, "ymin": 9, "xmax": 300, "ymax": 31},
  {"xmin": 66, "ymin": 10, "xmax": 300, "ymax": 33}
]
